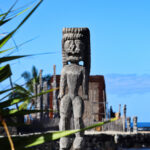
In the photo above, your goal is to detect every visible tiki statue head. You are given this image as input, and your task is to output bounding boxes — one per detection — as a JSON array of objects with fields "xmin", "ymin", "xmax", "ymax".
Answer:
[{"xmin": 62, "ymin": 28, "xmax": 91, "ymax": 74}]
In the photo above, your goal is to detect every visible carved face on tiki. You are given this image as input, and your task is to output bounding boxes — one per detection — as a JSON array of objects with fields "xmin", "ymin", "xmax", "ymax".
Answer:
[
  {"xmin": 62, "ymin": 28, "xmax": 91, "ymax": 75},
  {"xmin": 64, "ymin": 39, "xmax": 85, "ymax": 63}
]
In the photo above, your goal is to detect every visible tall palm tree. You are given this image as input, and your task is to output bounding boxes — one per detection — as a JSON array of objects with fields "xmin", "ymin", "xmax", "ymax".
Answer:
[
  {"xmin": 21, "ymin": 66, "xmax": 39, "ymax": 93},
  {"xmin": 9, "ymin": 66, "xmax": 39, "ymax": 112}
]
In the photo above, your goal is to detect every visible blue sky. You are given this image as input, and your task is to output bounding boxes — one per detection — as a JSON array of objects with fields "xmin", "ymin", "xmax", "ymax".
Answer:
[{"xmin": 1, "ymin": 0, "xmax": 150, "ymax": 122}]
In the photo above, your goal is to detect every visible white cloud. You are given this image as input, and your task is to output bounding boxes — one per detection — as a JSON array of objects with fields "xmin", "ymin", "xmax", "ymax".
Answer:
[{"xmin": 105, "ymin": 74, "xmax": 150, "ymax": 95}]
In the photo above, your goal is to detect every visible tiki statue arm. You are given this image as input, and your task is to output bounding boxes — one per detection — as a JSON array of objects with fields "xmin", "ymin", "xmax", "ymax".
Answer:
[
  {"xmin": 58, "ymin": 68, "xmax": 67, "ymax": 99},
  {"xmin": 82, "ymin": 67, "xmax": 89, "ymax": 100}
]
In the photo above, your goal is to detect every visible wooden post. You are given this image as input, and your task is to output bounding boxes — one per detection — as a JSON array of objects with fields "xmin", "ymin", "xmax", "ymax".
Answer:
[
  {"xmin": 52, "ymin": 65, "xmax": 59, "ymax": 118},
  {"xmin": 119, "ymin": 104, "xmax": 121, "ymax": 117},
  {"xmin": 133, "ymin": 116, "xmax": 138, "ymax": 133},
  {"xmin": 43, "ymin": 81, "xmax": 48, "ymax": 118},
  {"xmin": 123, "ymin": 104, "xmax": 126, "ymax": 132},
  {"xmin": 36, "ymin": 84, "xmax": 41, "ymax": 119},
  {"xmin": 31, "ymin": 82, "xmax": 37, "ymax": 119},
  {"xmin": 39, "ymin": 70, "xmax": 43, "ymax": 88},
  {"xmin": 39, "ymin": 70, "xmax": 43, "ymax": 120},
  {"xmin": 103, "ymin": 90, "xmax": 107, "ymax": 119},
  {"xmin": 127, "ymin": 117, "xmax": 131, "ymax": 132},
  {"xmin": 43, "ymin": 81, "xmax": 48, "ymax": 110},
  {"xmin": 49, "ymin": 66, "xmax": 55, "ymax": 119},
  {"xmin": 33, "ymin": 82, "xmax": 37, "ymax": 106}
]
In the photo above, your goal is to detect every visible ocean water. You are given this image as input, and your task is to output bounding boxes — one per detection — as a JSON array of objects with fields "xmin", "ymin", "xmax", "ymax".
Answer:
[
  {"xmin": 128, "ymin": 122, "xmax": 150, "ymax": 131},
  {"xmin": 132, "ymin": 122, "xmax": 150, "ymax": 128},
  {"xmin": 119, "ymin": 147, "xmax": 150, "ymax": 150},
  {"xmin": 120, "ymin": 122, "xmax": 150, "ymax": 150},
  {"xmin": 121, "ymin": 149, "xmax": 150, "ymax": 150}
]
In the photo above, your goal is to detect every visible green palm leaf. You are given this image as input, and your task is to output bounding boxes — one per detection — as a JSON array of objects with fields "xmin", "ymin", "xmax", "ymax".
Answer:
[
  {"xmin": 18, "ymin": 99, "xmax": 30, "ymax": 110},
  {"xmin": 0, "ymin": 5, "xmax": 33, "ymax": 26},
  {"xmin": 0, "ymin": 13, "xmax": 8, "ymax": 17},
  {"xmin": 0, "ymin": 97, "xmax": 22, "ymax": 109},
  {"xmin": 0, "ymin": 55, "xmax": 29, "ymax": 63},
  {"xmin": 0, "ymin": 0, "xmax": 17, "ymax": 25},
  {"xmin": 1, "ymin": 109, "xmax": 52, "ymax": 117},
  {"xmin": 26, "ymin": 118, "xmax": 118, "ymax": 148},
  {"xmin": 0, "ymin": 88, "xmax": 59, "ymax": 109},
  {"xmin": 0, "ymin": 0, "xmax": 43, "ymax": 48},
  {"xmin": 0, "ymin": 47, "xmax": 14, "ymax": 54},
  {"xmin": 0, "ymin": 18, "xmax": 11, "ymax": 26},
  {"xmin": 0, "ymin": 38, "xmax": 38, "ymax": 54},
  {"xmin": 0, "ymin": 64, "xmax": 12, "ymax": 82},
  {"xmin": 0, "ymin": 88, "xmax": 13, "ymax": 95}
]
